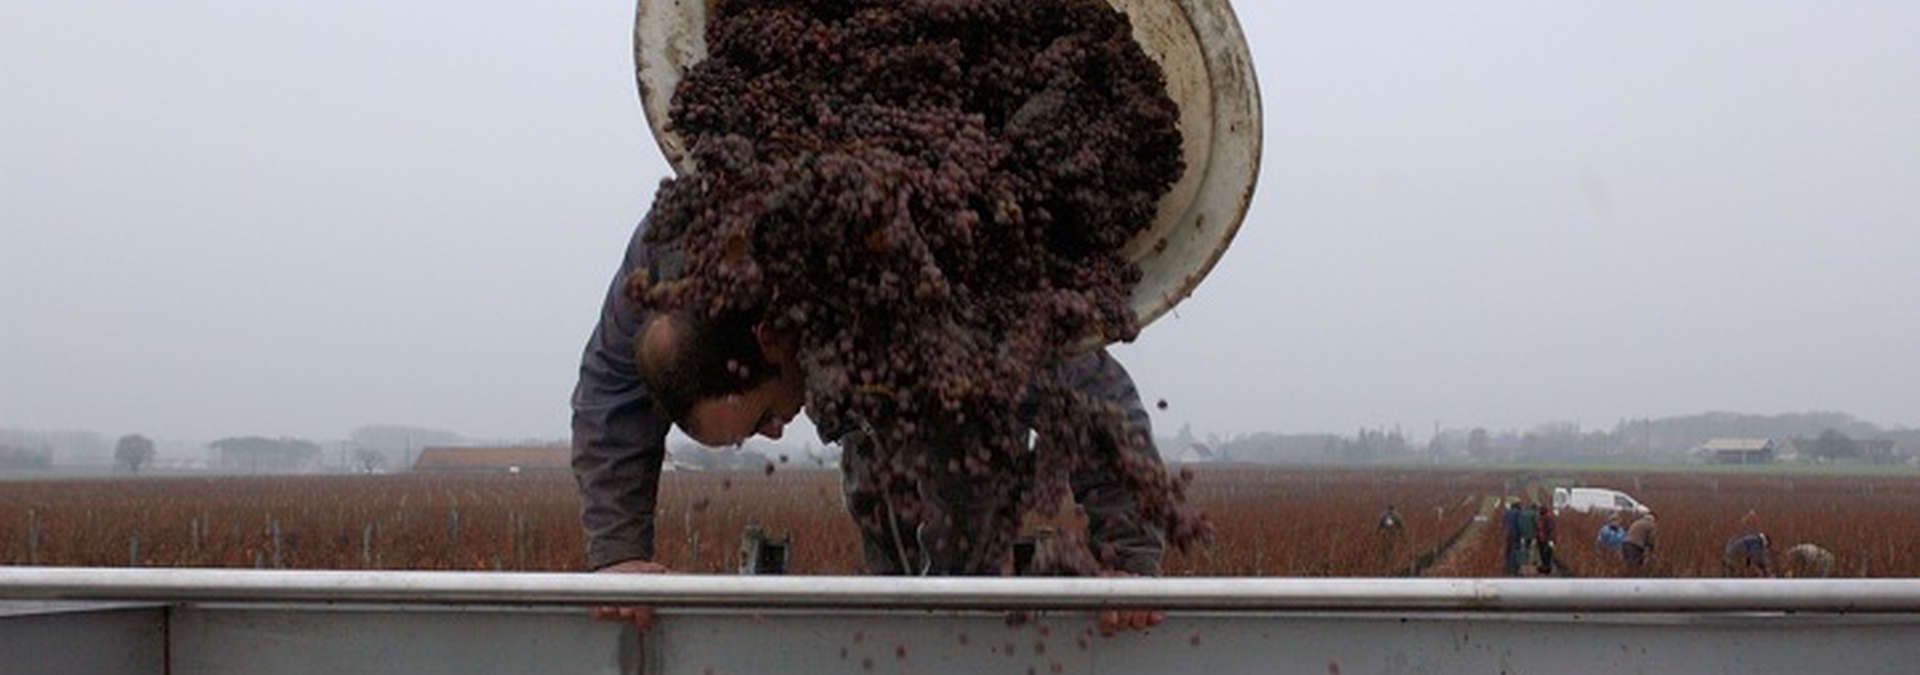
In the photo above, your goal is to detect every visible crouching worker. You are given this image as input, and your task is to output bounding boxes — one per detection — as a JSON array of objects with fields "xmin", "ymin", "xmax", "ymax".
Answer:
[
  {"xmin": 1784, "ymin": 543, "xmax": 1835, "ymax": 578},
  {"xmin": 1622, "ymin": 513, "xmax": 1657, "ymax": 574},
  {"xmin": 1722, "ymin": 532, "xmax": 1772, "ymax": 577},
  {"xmin": 1596, "ymin": 516, "xmax": 1626, "ymax": 553},
  {"xmin": 570, "ymin": 221, "xmax": 1170, "ymax": 635}
]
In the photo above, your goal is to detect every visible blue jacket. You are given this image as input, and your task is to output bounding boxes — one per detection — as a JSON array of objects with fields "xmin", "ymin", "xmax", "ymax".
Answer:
[{"xmin": 1596, "ymin": 523, "xmax": 1627, "ymax": 550}]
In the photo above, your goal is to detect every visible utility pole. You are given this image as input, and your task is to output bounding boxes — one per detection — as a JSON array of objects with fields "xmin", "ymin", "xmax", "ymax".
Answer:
[{"xmin": 1432, "ymin": 420, "xmax": 1441, "ymax": 465}]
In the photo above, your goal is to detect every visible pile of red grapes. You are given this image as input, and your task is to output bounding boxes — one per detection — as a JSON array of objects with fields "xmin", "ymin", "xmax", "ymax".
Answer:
[{"xmin": 635, "ymin": 0, "xmax": 1204, "ymax": 572}]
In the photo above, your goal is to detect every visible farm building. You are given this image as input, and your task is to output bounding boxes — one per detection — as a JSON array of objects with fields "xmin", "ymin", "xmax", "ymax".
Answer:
[
  {"xmin": 411, "ymin": 445, "xmax": 569, "ymax": 473},
  {"xmin": 1696, "ymin": 437, "xmax": 1777, "ymax": 464},
  {"xmin": 209, "ymin": 436, "xmax": 324, "ymax": 473},
  {"xmin": 1172, "ymin": 443, "xmax": 1217, "ymax": 464}
]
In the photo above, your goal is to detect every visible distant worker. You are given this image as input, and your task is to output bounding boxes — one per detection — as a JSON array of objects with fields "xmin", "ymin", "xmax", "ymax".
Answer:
[
  {"xmin": 1596, "ymin": 516, "xmax": 1626, "ymax": 553},
  {"xmin": 1785, "ymin": 543, "xmax": 1836, "ymax": 578},
  {"xmin": 1377, "ymin": 505, "xmax": 1404, "ymax": 534},
  {"xmin": 1722, "ymin": 533, "xmax": 1772, "ymax": 576},
  {"xmin": 1375, "ymin": 504, "xmax": 1406, "ymax": 571},
  {"xmin": 1516, "ymin": 501, "xmax": 1539, "ymax": 570},
  {"xmin": 1623, "ymin": 512, "xmax": 1657, "ymax": 574},
  {"xmin": 1501, "ymin": 500, "xmax": 1522, "ymax": 576},
  {"xmin": 1534, "ymin": 502, "xmax": 1556, "ymax": 576}
]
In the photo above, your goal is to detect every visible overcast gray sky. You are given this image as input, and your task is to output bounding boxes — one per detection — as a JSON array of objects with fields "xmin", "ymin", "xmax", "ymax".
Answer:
[{"xmin": 4, "ymin": 1, "xmax": 1916, "ymax": 445}]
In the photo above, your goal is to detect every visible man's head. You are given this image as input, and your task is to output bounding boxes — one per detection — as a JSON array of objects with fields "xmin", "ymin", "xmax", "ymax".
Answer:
[{"xmin": 636, "ymin": 310, "xmax": 807, "ymax": 447}]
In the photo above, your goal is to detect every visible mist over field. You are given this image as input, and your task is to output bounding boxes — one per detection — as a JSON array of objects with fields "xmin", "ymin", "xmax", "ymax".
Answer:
[{"xmin": 4, "ymin": 2, "xmax": 1917, "ymax": 467}]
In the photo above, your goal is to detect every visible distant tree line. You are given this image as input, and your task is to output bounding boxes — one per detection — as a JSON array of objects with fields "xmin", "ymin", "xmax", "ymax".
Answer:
[
  {"xmin": 208, "ymin": 436, "xmax": 324, "ymax": 473},
  {"xmin": 1174, "ymin": 411, "xmax": 1920, "ymax": 465},
  {"xmin": 0, "ymin": 444, "xmax": 54, "ymax": 469},
  {"xmin": 0, "ymin": 429, "xmax": 108, "ymax": 465},
  {"xmin": 1790, "ymin": 428, "xmax": 1901, "ymax": 463}
]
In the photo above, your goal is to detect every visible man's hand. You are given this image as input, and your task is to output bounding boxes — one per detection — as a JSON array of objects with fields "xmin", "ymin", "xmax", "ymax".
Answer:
[
  {"xmin": 1097, "ymin": 570, "xmax": 1165, "ymax": 637},
  {"xmin": 589, "ymin": 559, "xmax": 671, "ymax": 632}
]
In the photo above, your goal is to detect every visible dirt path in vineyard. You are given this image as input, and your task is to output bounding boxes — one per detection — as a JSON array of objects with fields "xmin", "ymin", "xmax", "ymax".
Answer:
[{"xmin": 1417, "ymin": 495, "xmax": 1502, "ymax": 576}]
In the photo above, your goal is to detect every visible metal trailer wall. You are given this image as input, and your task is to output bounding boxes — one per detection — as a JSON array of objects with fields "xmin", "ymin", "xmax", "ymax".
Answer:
[
  {"xmin": 4, "ymin": 568, "xmax": 1920, "ymax": 674},
  {"xmin": 0, "ymin": 601, "xmax": 167, "ymax": 675}
]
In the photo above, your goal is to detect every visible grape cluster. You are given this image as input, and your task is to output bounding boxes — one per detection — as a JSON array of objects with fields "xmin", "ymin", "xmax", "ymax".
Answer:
[{"xmin": 636, "ymin": 0, "xmax": 1204, "ymax": 570}]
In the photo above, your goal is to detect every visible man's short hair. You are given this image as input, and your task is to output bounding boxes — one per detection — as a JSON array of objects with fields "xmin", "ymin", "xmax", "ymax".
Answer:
[{"xmin": 635, "ymin": 308, "xmax": 778, "ymax": 424}]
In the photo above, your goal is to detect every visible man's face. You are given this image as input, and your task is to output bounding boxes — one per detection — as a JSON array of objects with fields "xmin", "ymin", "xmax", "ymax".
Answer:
[{"xmin": 681, "ymin": 328, "xmax": 806, "ymax": 447}]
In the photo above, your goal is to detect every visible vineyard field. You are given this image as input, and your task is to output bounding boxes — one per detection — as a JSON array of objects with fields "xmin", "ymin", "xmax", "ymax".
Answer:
[{"xmin": 3, "ymin": 466, "xmax": 1916, "ymax": 577}]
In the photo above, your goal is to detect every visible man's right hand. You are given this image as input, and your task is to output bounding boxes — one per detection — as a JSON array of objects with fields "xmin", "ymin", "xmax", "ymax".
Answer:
[
  {"xmin": 589, "ymin": 559, "xmax": 671, "ymax": 632},
  {"xmin": 1096, "ymin": 570, "xmax": 1165, "ymax": 637}
]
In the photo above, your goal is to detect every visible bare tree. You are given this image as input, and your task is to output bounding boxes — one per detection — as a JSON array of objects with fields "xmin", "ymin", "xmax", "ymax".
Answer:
[
  {"xmin": 115, "ymin": 434, "xmax": 157, "ymax": 474},
  {"xmin": 354, "ymin": 448, "xmax": 389, "ymax": 473}
]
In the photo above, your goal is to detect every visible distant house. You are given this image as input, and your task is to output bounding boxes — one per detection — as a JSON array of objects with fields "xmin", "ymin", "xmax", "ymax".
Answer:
[
  {"xmin": 1173, "ymin": 443, "xmax": 1216, "ymax": 465},
  {"xmin": 1696, "ymin": 438, "xmax": 1777, "ymax": 465},
  {"xmin": 150, "ymin": 457, "xmax": 207, "ymax": 472},
  {"xmin": 411, "ymin": 445, "xmax": 569, "ymax": 473},
  {"xmin": 1774, "ymin": 437, "xmax": 1809, "ymax": 462}
]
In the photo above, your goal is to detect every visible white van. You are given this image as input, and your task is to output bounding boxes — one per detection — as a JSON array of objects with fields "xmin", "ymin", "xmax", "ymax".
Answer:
[{"xmin": 1552, "ymin": 487, "xmax": 1651, "ymax": 515}]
